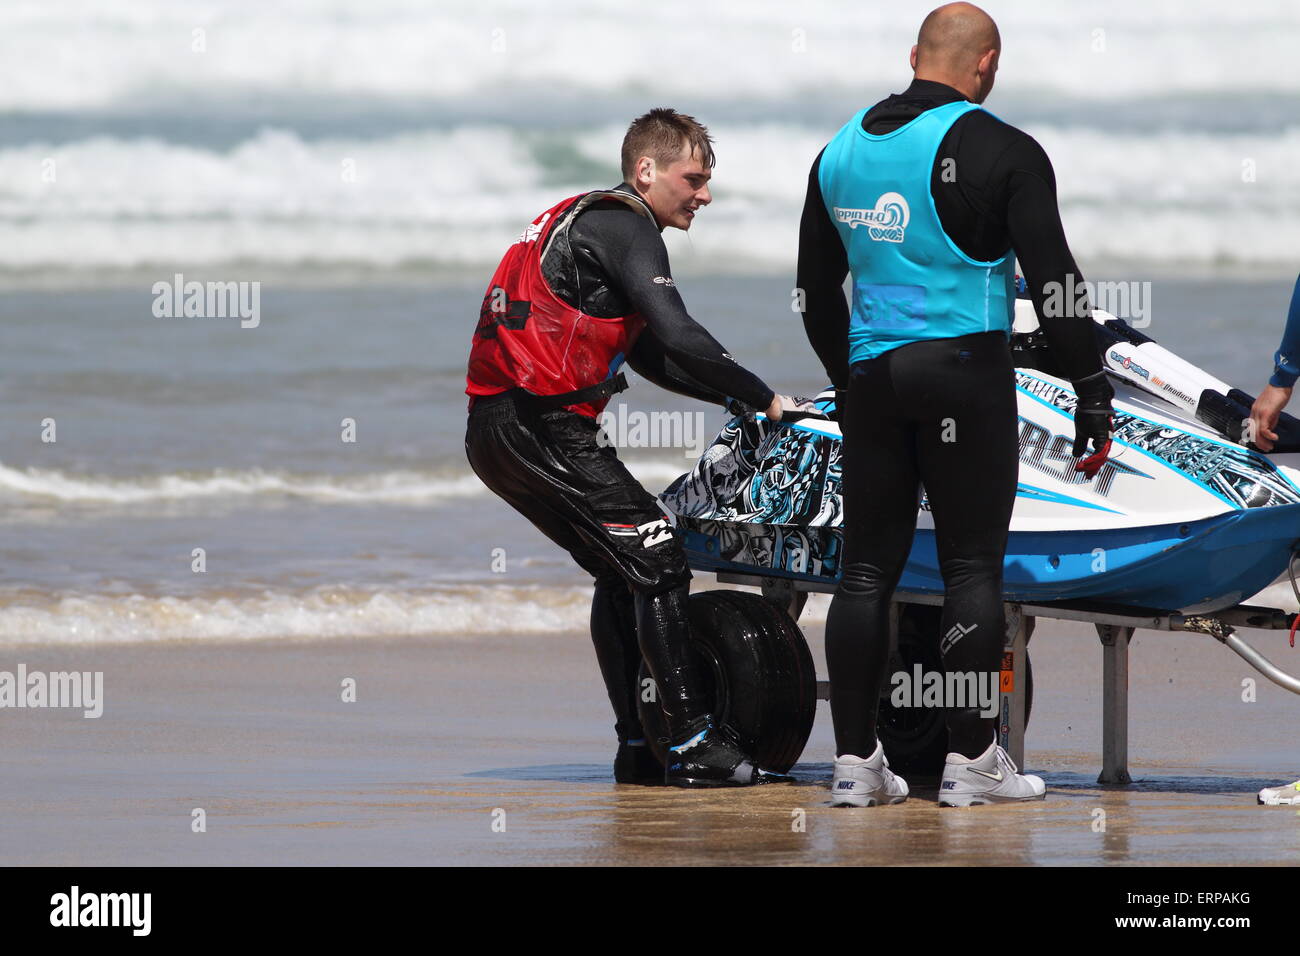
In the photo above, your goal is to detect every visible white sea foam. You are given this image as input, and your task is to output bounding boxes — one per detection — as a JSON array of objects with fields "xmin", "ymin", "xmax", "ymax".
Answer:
[
  {"xmin": 0, "ymin": 459, "xmax": 690, "ymax": 505},
  {"xmin": 0, "ymin": 462, "xmax": 484, "ymax": 504},
  {"xmin": 0, "ymin": 579, "xmax": 823, "ymax": 646},
  {"xmin": 6, "ymin": 122, "xmax": 1300, "ymax": 273},
  {"xmin": 3, "ymin": 0, "xmax": 1299, "ymax": 112},
  {"xmin": 3, "ymin": 3, "xmax": 1298, "ymax": 276},
  {"xmin": 0, "ymin": 584, "xmax": 600, "ymax": 645},
  {"xmin": 4, "ymin": 577, "xmax": 1291, "ymax": 647}
]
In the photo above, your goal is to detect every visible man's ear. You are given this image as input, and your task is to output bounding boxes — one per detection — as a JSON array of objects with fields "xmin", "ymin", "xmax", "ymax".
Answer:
[
  {"xmin": 909, "ymin": 44, "xmax": 918, "ymax": 71},
  {"xmin": 637, "ymin": 157, "xmax": 656, "ymax": 186}
]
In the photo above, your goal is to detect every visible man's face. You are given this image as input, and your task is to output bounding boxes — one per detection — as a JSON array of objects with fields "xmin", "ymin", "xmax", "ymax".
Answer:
[{"xmin": 640, "ymin": 143, "xmax": 712, "ymax": 231}]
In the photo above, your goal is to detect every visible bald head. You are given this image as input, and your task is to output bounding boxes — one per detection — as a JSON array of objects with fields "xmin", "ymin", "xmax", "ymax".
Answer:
[{"xmin": 911, "ymin": 3, "xmax": 1001, "ymax": 103}]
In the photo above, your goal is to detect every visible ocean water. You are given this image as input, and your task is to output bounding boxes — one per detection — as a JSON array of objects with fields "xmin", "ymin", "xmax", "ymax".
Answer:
[
  {"xmin": 1, "ymin": 1, "xmax": 1298, "ymax": 644},
  {"xmin": 1, "ymin": 275, "xmax": 1295, "ymax": 645}
]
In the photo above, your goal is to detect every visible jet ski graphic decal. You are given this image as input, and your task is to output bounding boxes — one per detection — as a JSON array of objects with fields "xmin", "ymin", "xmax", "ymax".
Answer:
[{"xmin": 1016, "ymin": 371, "xmax": 1300, "ymax": 509}]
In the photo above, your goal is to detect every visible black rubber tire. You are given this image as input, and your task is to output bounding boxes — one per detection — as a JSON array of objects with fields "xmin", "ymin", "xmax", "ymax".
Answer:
[
  {"xmin": 877, "ymin": 605, "xmax": 1034, "ymax": 779},
  {"xmin": 637, "ymin": 590, "xmax": 817, "ymax": 774}
]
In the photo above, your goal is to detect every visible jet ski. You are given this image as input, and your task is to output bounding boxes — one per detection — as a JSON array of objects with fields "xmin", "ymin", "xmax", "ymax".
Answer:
[{"xmin": 661, "ymin": 300, "xmax": 1300, "ymax": 614}]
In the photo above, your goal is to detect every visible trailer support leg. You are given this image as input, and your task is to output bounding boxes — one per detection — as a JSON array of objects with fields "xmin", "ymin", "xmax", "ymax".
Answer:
[
  {"xmin": 998, "ymin": 604, "xmax": 1029, "ymax": 768},
  {"xmin": 1096, "ymin": 624, "xmax": 1134, "ymax": 784},
  {"xmin": 760, "ymin": 578, "xmax": 808, "ymax": 623}
]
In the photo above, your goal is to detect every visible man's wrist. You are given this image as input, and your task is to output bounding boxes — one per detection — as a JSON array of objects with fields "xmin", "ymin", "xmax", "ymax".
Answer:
[
  {"xmin": 1269, "ymin": 367, "xmax": 1298, "ymax": 390},
  {"xmin": 1072, "ymin": 370, "xmax": 1114, "ymax": 406}
]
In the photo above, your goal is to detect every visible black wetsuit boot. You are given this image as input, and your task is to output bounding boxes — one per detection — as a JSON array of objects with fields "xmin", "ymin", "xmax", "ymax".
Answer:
[
  {"xmin": 590, "ymin": 576, "xmax": 663, "ymax": 784},
  {"xmin": 634, "ymin": 585, "xmax": 756, "ymax": 787}
]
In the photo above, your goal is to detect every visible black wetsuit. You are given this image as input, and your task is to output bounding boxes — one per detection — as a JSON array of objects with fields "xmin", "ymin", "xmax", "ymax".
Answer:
[
  {"xmin": 548, "ymin": 183, "xmax": 775, "ymax": 410},
  {"xmin": 798, "ymin": 81, "xmax": 1104, "ymax": 760},
  {"xmin": 465, "ymin": 185, "xmax": 775, "ymax": 748}
]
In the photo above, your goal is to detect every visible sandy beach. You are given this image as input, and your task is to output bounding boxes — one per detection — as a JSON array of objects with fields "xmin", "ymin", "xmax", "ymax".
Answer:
[{"xmin": 2, "ymin": 609, "xmax": 1297, "ymax": 867}]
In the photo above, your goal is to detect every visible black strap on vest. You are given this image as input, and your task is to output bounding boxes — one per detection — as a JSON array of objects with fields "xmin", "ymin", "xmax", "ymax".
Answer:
[{"xmin": 523, "ymin": 372, "xmax": 629, "ymax": 412}]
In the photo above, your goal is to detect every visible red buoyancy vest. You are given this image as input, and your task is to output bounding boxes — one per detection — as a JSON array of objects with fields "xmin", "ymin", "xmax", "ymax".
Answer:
[{"xmin": 466, "ymin": 190, "xmax": 653, "ymax": 418}]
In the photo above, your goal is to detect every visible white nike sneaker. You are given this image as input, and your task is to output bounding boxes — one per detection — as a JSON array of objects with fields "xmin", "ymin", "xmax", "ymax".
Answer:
[
  {"xmin": 1258, "ymin": 778, "xmax": 1300, "ymax": 805},
  {"xmin": 830, "ymin": 741, "xmax": 909, "ymax": 807},
  {"xmin": 939, "ymin": 738, "xmax": 1046, "ymax": 807}
]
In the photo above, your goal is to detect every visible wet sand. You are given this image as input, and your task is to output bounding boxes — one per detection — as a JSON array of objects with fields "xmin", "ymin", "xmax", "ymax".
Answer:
[{"xmin": 2, "ymin": 613, "xmax": 1298, "ymax": 866}]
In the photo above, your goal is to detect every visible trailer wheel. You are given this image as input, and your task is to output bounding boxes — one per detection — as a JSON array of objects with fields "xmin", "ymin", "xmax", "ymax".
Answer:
[
  {"xmin": 877, "ymin": 605, "xmax": 1034, "ymax": 779},
  {"xmin": 637, "ymin": 590, "xmax": 817, "ymax": 774}
]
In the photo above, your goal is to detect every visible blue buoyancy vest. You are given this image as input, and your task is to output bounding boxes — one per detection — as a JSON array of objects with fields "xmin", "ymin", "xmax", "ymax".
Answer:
[{"xmin": 818, "ymin": 99, "xmax": 1016, "ymax": 364}]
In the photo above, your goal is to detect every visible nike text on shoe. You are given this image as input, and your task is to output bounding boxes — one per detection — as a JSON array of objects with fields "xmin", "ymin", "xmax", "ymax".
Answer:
[
  {"xmin": 663, "ymin": 724, "xmax": 757, "ymax": 788},
  {"xmin": 830, "ymin": 740, "xmax": 909, "ymax": 807},
  {"xmin": 1258, "ymin": 778, "xmax": 1300, "ymax": 806},
  {"xmin": 938, "ymin": 738, "xmax": 1046, "ymax": 807}
]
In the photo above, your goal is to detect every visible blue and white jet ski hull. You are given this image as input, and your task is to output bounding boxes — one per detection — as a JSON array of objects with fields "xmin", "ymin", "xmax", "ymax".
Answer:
[{"xmin": 661, "ymin": 326, "xmax": 1300, "ymax": 614}]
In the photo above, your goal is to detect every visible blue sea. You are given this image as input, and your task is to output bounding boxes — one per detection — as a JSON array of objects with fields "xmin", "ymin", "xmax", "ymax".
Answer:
[{"xmin": 1, "ymin": 0, "xmax": 1297, "ymax": 643}]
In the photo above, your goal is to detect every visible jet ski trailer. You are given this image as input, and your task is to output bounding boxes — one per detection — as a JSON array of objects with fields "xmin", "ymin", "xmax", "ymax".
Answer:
[{"xmin": 659, "ymin": 302, "xmax": 1300, "ymax": 783}]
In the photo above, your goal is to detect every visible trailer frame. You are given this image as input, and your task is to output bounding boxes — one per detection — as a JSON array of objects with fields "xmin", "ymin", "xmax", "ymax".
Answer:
[{"xmin": 718, "ymin": 571, "xmax": 1300, "ymax": 784}]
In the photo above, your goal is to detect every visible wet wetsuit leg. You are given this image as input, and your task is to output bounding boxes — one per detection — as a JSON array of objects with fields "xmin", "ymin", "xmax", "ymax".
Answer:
[
  {"xmin": 590, "ymin": 572, "xmax": 645, "ymax": 742},
  {"xmin": 903, "ymin": 332, "xmax": 1018, "ymax": 758},
  {"xmin": 826, "ymin": 331, "xmax": 1018, "ymax": 760},
  {"xmin": 464, "ymin": 395, "xmax": 710, "ymax": 741},
  {"xmin": 824, "ymin": 350, "xmax": 921, "ymax": 760}
]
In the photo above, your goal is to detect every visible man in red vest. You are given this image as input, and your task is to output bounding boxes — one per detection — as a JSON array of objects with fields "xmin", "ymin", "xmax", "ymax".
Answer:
[{"xmin": 465, "ymin": 108, "xmax": 806, "ymax": 787}]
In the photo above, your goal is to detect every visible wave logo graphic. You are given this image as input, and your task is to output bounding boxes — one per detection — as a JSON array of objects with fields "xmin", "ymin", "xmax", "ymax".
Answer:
[{"xmin": 834, "ymin": 192, "xmax": 910, "ymax": 243}]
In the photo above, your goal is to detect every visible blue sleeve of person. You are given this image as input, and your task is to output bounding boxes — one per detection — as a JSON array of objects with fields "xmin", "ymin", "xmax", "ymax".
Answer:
[{"xmin": 1269, "ymin": 273, "xmax": 1300, "ymax": 389}]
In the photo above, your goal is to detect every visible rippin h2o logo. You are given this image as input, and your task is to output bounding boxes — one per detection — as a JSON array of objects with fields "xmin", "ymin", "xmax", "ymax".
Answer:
[{"xmin": 833, "ymin": 192, "xmax": 910, "ymax": 243}]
